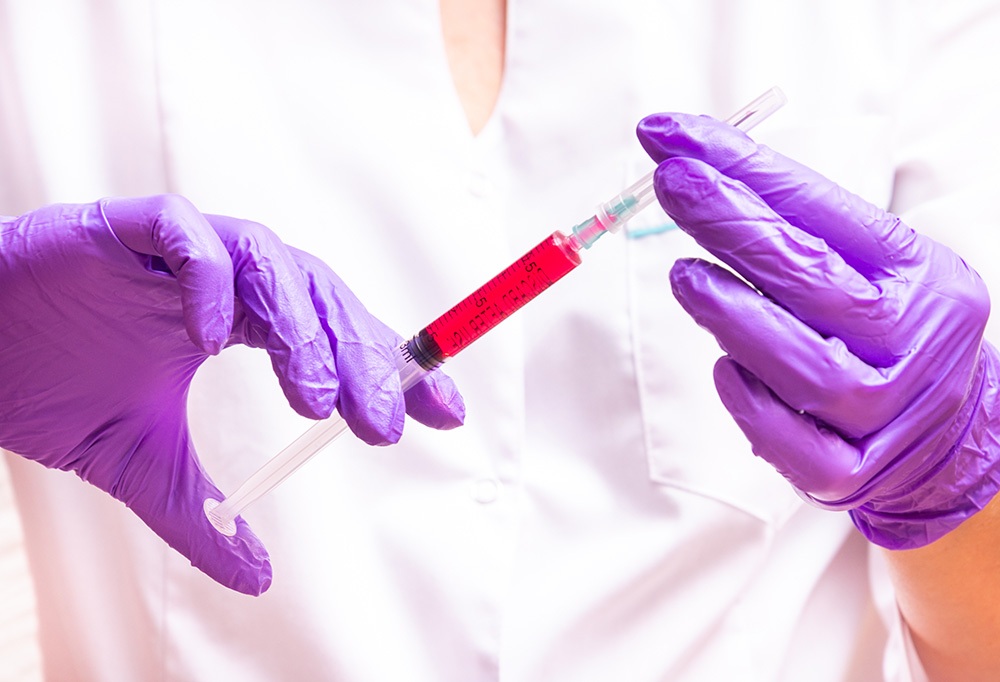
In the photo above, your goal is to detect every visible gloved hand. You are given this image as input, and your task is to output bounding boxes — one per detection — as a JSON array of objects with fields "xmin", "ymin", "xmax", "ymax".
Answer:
[
  {"xmin": 0, "ymin": 195, "xmax": 465, "ymax": 594},
  {"xmin": 637, "ymin": 114, "xmax": 1000, "ymax": 549}
]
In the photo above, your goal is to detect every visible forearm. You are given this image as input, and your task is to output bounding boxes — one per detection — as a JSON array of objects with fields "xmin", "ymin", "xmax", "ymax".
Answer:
[{"xmin": 883, "ymin": 491, "xmax": 1000, "ymax": 682}]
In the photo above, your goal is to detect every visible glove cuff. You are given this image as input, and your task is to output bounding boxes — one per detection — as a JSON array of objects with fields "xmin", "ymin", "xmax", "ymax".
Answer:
[{"xmin": 850, "ymin": 342, "xmax": 1000, "ymax": 549}]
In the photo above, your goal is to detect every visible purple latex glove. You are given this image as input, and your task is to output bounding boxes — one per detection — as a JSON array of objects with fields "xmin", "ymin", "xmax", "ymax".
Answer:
[
  {"xmin": 637, "ymin": 114, "xmax": 1000, "ymax": 549},
  {"xmin": 0, "ymin": 195, "xmax": 465, "ymax": 594}
]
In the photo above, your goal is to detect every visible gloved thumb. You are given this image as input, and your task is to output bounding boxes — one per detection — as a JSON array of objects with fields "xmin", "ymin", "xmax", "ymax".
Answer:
[{"xmin": 105, "ymin": 413, "xmax": 273, "ymax": 596}]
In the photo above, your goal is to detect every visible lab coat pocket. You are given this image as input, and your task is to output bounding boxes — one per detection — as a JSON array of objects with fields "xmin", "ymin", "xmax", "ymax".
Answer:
[{"xmin": 625, "ymin": 213, "xmax": 802, "ymax": 527}]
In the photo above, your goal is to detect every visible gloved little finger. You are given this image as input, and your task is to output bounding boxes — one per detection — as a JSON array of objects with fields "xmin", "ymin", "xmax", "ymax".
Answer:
[
  {"xmin": 713, "ymin": 356, "xmax": 863, "ymax": 505},
  {"xmin": 670, "ymin": 257, "xmax": 896, "ymax": 437},
  {"xmin": 400, "ymin": 369, "xmax": 466, "ymax": 430},
  {"xmin": 100, "ymin": 195, "xmax": 234, "ymax": 355}
]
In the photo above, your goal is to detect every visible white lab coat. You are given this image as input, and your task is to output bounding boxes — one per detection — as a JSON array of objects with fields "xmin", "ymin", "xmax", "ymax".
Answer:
[{"xmin": 1, "ymin": 1, "xmax": 998, "ymax": 680}]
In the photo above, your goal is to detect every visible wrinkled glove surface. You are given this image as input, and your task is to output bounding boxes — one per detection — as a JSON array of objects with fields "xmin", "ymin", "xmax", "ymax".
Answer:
[
  {"xmin": 638, "ymin": 114, "xmax": 1000, "ymax": 549},
  {"xmin": 0, "ymin": 195, "xmax": 465, "ymax": 594}
]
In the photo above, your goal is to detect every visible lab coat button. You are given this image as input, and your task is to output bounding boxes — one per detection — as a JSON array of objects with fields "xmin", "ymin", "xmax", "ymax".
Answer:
[
  {"xmin": 468, "ymin": 173, "xmax": 493, "ymax": 198},
  {"xmin": 470, "ymin": 478, "xmax": 500, "ymax": 504}
]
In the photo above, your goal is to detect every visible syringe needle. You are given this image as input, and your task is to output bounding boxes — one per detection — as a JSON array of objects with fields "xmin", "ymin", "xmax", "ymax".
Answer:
[{"xmin": 571, "ymin": 87, "xmax": 787, "ymax": 249}]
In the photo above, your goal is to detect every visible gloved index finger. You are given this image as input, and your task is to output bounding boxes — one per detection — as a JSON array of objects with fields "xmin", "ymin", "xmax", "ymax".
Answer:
[
  {"xmin": 636, "ymin": 113, "xmax": 916, "ymax": 279},
  {"xmin": 653, "ymin": 156, "xmax": 897, "ymax": 365},
  {"xmin": 100, "ymin": 195, "xmax": 235, "ymax": 354}
]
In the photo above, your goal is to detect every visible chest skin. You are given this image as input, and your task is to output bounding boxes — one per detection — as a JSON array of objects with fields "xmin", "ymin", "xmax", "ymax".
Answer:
[{"xmin": 439, "ymin": 0, "xmax": 507, "ymax": 135}]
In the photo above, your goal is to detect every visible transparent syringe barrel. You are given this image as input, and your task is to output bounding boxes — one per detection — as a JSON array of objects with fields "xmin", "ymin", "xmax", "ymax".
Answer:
[
  {"xmin": 205, "ymin": 231, "xmax": 583, "ymax": 534},
  {"xmin": 408, "ymin": 231, "xmax": 583, "ymax": 368},
  {"xmin": 583, "ymin": 86, "xmax": 788, "ymax": 241}
]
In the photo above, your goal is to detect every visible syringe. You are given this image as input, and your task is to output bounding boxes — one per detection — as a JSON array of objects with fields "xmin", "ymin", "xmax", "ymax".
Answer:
[{"xmin": 205, "ymin": 86, "xmax": 787, "ymax": 535}]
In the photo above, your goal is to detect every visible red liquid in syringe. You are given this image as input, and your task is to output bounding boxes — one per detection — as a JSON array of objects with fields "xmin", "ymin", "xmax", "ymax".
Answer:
[{"xmin": 404, "ymin": 231, "xmax": 582, "ymax": 370}]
